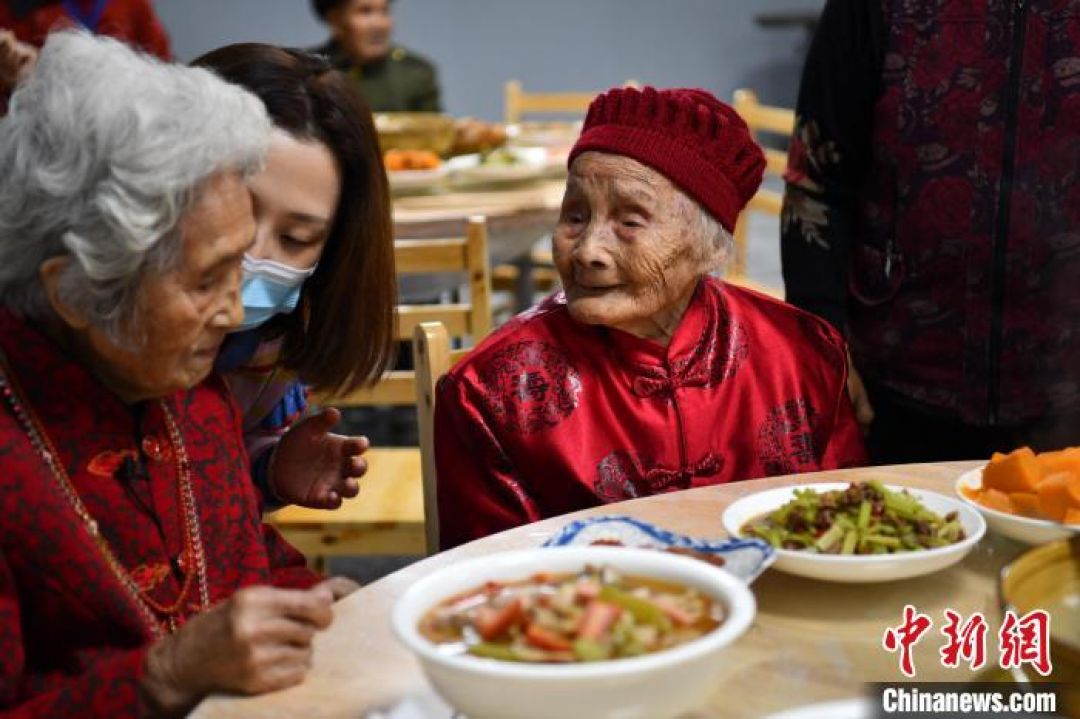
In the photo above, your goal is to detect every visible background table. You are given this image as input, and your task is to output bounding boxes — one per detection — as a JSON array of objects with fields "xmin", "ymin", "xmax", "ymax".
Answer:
[
  {"xmin": 393, "ymin": 180, "xmax": 564, "ymax": 307},
  {"xmin": 195, "ymin": 460, "xmax": 1030, "ymax": 719}
]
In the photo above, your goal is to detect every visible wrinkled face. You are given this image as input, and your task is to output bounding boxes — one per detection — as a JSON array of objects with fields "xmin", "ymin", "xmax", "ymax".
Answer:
[
  {"xmin": 247, "ymin": 131, "xmax": 340, "ymax": 270},
  {"xmin": 330, "ymin": 0, "xmax": 394, "ymax": 64},
  {"xmin": 553, "ymin": 152, "xmax": 719, "ymax": 342},
  {"xmin": 84, "ymin": 171, "xmax": 253, "ymax": 400}
]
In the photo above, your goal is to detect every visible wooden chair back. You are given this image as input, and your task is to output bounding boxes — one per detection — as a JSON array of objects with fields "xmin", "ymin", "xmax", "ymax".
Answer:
[
  {"xmin": 312, "ymin": 216, "xmax": 491, "ymax": 408},
  {"xmin": 412, "ymin": 321, "xmax": 468, "ymax": 553},
  {"xmin": 504, "ymin": 80, "xmax": 595, "ymax": 124},
  {"xmin": 730, "ymin": 89, "xmax": 794, "ymax": 284},
  {"xmin": 504, "ymin": 79, "xmax": 640, "ymax": 124}
]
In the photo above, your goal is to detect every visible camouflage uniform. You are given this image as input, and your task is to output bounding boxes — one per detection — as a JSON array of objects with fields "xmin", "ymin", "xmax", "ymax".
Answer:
[{"xmin": 314, "ymin": 39, "xmax": 441, "ymax": 113}]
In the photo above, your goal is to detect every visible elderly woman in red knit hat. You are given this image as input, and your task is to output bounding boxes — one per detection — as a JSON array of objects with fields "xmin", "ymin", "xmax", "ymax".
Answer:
[{"xmin": 434, "ymin": 86, "xmax": 867, "ymax": 549}]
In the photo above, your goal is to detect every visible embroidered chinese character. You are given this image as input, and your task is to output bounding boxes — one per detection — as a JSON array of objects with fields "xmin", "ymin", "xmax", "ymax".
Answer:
[
  {"xmin": 883, "ymin": 604, "xmax": 933, "ymax": 677},
  {"xmin": 999, "ymin": 609, "xmax": 1052, "ymax": 677},
  {"xmin": 940, "ymin": 610, "xmax": 988, "ymax": 671}
]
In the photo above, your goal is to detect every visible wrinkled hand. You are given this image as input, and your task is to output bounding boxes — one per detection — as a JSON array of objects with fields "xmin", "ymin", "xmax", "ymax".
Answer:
[
  {"xmin": 0, "ymin": 31, "xmax": 36, "ymax": 92},
  {"xmin": 270, "ymin": 408, "xmax": 369, "ymax": 509},
  {"xmin": 846, "ymin": 354, "xmax": 875, "ymax": 432},
  {"xmin": 316, "ymin": 575, "xmax": 361, "ymax": 601},
  {"xmin": 141, "ymin": 584, "xmax": 334, "ymax": 717}
]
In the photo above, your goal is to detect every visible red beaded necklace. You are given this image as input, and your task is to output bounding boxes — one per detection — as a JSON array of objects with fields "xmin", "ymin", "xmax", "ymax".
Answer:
[{"xmin": 0, "ymin": 350, "xmax": 210, "ymax": 638}]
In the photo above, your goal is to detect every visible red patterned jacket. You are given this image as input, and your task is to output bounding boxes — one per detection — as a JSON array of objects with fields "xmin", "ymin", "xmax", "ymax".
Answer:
[
  {"xmin": 782, "ymin": 0, "xmax": 1080, "ymax": 426},
  {"xmin": 0, "ymin": 310, "xmax": 318, "ymax": 718},
  {"xmin": 435, "ymin": 278, "xmax": 867, "ymax": 549},
  {"xmin": 0, "ymin": 0, "xmax": 171, "ymax": 59}
]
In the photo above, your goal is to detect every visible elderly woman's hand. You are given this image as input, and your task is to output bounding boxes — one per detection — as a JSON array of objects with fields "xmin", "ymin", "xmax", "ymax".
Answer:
[
  {"xmin": 316, "ymin": 575, "xmax": 362, "ymax": 600},
  {"xmin": 140, "ymin": 584, "xmax": 334, "ymax": 716},
  {"xmin": 269, "ymin": 408, "xmax": 369, "ymax": 509},
  {"xmin": 0, "ymin": 30, "xmax": 37, "ymax": 92}
]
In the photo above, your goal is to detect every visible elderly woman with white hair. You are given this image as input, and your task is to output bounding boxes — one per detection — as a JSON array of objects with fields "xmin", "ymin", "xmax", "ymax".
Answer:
[
  {"xmin": 0, "ymin": 33, "xmax": 355, "ymax": 717},
  {"xmin": 436, "ymin": 87, "xmax": 868, "ymax": 549}
]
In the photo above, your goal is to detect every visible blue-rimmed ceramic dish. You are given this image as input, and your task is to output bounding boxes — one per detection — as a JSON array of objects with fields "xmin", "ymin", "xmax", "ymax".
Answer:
[{"xmin": 543, "ymin": 515, "xmax": 776, "ymax": 584}]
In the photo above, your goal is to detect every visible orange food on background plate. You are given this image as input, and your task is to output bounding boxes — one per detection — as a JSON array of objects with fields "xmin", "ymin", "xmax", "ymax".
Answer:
[
  {"xmin": 966, "ymin": 446, "xmax": 1080, "ymax": 524},
  {"xmin": 384, "ymin": 148, "xmax": 442, "ymax": 171}
]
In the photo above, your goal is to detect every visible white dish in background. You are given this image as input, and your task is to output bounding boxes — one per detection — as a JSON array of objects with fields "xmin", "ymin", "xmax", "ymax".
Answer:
[
  {"xmin": 446, "ymin": 146, "xmax": 548, "ymax": 186},
  {"xmin": 392, "ymin": 546, "xmax": 755, "ymax": 719},
  {"xmin": 721, "ymin": 483, "xmax": 986, "ymax": 583},
  {"xmin": 387, "ymin": 165, "xmax": 448, "ymax": 192},
  {"xmin": 543, "ymin": 514, "xmax": 776, "ymax": 584},
  {"xmin": 955, "ymin": 466, "xmax": 1079, "ymax": 545},
  {"xmin": 505, "ymin": 120, "xmax": 582, "ymax": 148}
]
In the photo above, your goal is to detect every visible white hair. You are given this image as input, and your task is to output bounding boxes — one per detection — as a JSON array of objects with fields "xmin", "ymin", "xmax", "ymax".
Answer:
[
  {"xmin": 0, "ymin": 31, "xmax": 272, "ymax": 341},
  {"xmin": 678, "ymin": 192, "xmax": 733, "ymax": 275}
]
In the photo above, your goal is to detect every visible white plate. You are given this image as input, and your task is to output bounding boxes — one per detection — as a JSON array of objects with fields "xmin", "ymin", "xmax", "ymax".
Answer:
[
  {"xmin": 388, "ymin": 165, "xmax": 448, "ymax": 192},
  {"xmin": 955, "ymin": 466, "xmax": 1079, "ymax": 545},
  {"xmin": 447, "ymin": 147, "xmax": 548, "ymax": 186},
  {"xmin": 505, "ymin": 121, "xmax": 582, "ymax": 148},
  {"xmin": 721, "ymin": 483, "xmax": 986, "ymax": 583},
  {"xmin": 543, "ymin": 515, "xmax": 776, "ymax": 583}
]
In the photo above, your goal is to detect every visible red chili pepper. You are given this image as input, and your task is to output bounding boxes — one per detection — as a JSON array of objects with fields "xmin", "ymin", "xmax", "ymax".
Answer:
[
  {"xmin": 577, "ymin": 600, "xmax": 622, "ymax": 641},
  {"xmin": 473, "ymin": 597, "xmax": 525, "ymax": 641},
  {"xmin": 525, "ymin": 623, "xmax": 573, "ymax": 651}
]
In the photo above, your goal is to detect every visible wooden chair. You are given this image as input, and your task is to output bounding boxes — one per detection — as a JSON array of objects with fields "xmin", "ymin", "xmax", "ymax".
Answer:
[
  {"xmin": 504, "ymin": 79, "xmax": 597, "ymax": 124},
  {"xmin": 268, "ymin": 217, "xmax": 492, "ymax": 562},
  {"xmin": 412, "ymin": 321, "xmax": 468, "ymax": 552},
  {"xmin": 729, "ymin": 89, "xmax": 794, "ymax": 296}
]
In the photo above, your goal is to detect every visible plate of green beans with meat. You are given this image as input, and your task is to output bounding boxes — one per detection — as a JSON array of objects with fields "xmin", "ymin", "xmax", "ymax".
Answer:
[{"xmin": 721, "ymin": 481, "xmax": 986, "ymax": 583}]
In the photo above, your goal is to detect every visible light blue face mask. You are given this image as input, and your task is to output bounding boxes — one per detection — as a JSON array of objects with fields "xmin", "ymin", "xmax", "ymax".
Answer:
[{"xmin": 235, "ymin": 255, "xmax": 318, "ymax": 331}]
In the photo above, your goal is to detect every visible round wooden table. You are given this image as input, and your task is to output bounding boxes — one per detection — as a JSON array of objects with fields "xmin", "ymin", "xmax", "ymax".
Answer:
[{"xmin": 194, "ymin": 460, "xmax": 1030, "ymax": 719}]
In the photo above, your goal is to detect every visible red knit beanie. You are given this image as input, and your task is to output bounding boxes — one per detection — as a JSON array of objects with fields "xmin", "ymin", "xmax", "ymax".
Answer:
[{"xmin": 568, "ymin": 86, "xmax": 765, "ymax": 233}]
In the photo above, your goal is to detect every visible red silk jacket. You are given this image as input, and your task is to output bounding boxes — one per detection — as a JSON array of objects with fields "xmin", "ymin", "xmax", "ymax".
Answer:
[
  {"xmin": 435, "ymin": 278, "xmax": 867, "ymax": 549},
  {"xmin": 0, "ymin": 310, "xmax": 317, "ymax": 718}
]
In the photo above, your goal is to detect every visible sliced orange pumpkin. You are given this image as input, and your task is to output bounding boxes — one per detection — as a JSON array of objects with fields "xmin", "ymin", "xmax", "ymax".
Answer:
[
  {"xmin": 1009, "ymin": 492, "xmax": 1042, "ymax": 518},
  {"xmin": 1035, "ymin": 447, "xmax": 1080, "ymax": 477},
  {"xmin": 982, "ymin": 447, "xmax": 1041, "ymax": 494},
  {"xmin": 979, "ymin": 488, "xmax": 1015, "ymax": 514},
  {"xmin": 1035, "ymin": 472, "xmax": 1072, "ymax": 522}
]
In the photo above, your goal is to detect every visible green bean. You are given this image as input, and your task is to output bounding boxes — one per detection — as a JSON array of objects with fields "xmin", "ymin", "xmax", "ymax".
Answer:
[
  {"xmin": 857, "ymin": 500, "xmax": 872, "ymax": 531},
  {"xmin": 469, "ymin": 642, "xmax": 520, "ymax": 661},
  {"xmin": 598, "ymin": 586, "xmax": 672, "ymax": 631},
  {"xmin": 815, "ymin": 523, "xmax": 844, "ymax": 552},
  {"xmin": 572, "ymin": 638, "xmax": 611, "ymax": 662},
  {"xmin": 841, "ymin": 529, "xmax": 858, "ymax": 555}
]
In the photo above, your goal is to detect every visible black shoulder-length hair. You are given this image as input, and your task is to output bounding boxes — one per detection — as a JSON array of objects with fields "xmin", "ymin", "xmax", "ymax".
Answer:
[{"xmin": 193, "ymin": 43, "xmax": 396, "ymax": 395}]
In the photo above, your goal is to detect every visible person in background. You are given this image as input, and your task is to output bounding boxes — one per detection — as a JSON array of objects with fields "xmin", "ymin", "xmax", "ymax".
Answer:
[
  {"xmin": 782, "ymin": 0, "xmax": 1080, "ymax": 463},
  {"xmin": 0, "ymin": 0, "xmax": 169, "ymax": 57},
  {"xmin": 1, "ymin": 0, "xmax": 170, "ymax": 113},
  {"xmin": 192, "ymin": 43, "xmax": 397, "ymax": 510},
  {"xmin": 310, "ymin": 0, "xmax": 441, "ymax": 113},
  {"xmin": 0, "ymin": 32, "xmax": 355, "ymax": 717},
  {"xmin": 435, "ymin": 86, "xmax": 866, "ymax": 549}
]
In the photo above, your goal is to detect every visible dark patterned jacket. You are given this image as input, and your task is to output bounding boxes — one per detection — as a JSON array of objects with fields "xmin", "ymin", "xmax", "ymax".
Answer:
[
  {"xmin": 782, "ymin": 0, "xmax": 1080, "ymax": 426},
  {"xmin": 435, "ymin": 279, "xmax": 866, "ymax": 549},
  {"xmin": 0, "ymin": 310, "xmax": 318, "ymax": 717}
]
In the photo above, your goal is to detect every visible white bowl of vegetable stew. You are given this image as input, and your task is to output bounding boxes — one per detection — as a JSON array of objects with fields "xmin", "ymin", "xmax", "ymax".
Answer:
[
  {"xmin": 722, "ymin": 482, "xmax": 986, "ymax": 583},
  {"xmin": 392, "ymin": 547, "xmax": 755, "ymax": 719}
]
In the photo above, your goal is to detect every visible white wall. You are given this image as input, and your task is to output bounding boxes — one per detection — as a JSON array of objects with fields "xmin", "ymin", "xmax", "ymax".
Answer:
[{"xmin": 155, "ymin": 0, "xmax": 823, "ymax": 120}]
